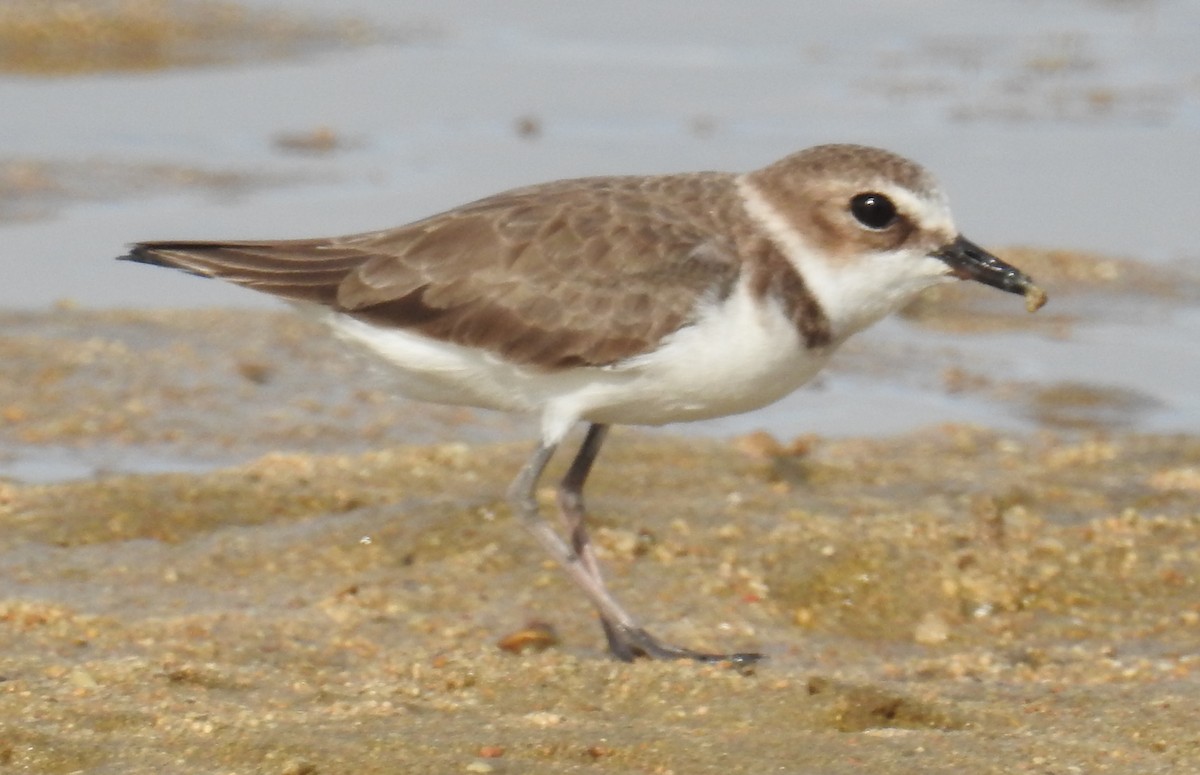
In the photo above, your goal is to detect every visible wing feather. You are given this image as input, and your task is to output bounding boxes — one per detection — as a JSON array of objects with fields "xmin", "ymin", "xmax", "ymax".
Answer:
[{"xmin": 121, "ymin": 174, "xmax": 745, "ymax": 368}]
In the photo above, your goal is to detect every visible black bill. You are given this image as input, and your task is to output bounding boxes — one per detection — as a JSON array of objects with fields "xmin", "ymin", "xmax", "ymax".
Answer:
[
  {"xmin": 933, "ymin": 235, "xmax": 1036, "ymax": 295},
  {"xmin": 933, "ymin": 235, "xmax": 1047, "ymax": 313}
]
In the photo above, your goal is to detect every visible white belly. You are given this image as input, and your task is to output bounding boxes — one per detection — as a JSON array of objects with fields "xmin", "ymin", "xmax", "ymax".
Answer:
[{"xmin": 313, "ymin": 277, "xmax": 832, "ymax": 445}]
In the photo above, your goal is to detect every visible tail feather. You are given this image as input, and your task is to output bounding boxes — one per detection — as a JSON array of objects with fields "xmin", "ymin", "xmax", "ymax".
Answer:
[{"xmin": 118, "ymin": 240, "xmax": 368, "ymax": 305}]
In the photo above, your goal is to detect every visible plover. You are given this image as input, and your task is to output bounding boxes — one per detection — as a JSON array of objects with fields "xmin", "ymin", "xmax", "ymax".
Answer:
[{"xmin": 119, "ymin": 144, "xmax": 1046, "ymax": 664}]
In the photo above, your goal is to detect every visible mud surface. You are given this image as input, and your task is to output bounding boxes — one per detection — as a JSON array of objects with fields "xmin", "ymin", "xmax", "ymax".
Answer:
[
  {"xmin": 0, "ymin": 0, "xmax": 376, "ymax": 75},
  {"xmin": 2, "ymin": 428, "xmax": 1198, "ymax": 773},
  {"xmin": 2, "ymin": 290, "xmax": 1199, "ymax": 773}
]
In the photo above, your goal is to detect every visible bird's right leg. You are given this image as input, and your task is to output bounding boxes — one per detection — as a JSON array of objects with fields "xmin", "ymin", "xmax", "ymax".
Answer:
[{"xmin": 508, "ymin": 425, "xmax": 763, "ymax": 665}]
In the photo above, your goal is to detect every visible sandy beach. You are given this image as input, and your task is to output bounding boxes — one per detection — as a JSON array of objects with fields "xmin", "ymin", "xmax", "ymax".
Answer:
[
  {"xmin": 2, "ymin": 2, "xmax": 1199, "ymax": 772},
  {"xmin": 2, "ymin": 283, "xmax": 1198, "ymax": 773}
]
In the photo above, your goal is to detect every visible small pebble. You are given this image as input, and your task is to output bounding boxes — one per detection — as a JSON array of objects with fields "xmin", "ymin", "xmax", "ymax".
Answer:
[
  {"xmin": 914, "ymin": 612, "xmax": 950, "ymax": 645},
  {"xmin": 496, "ymin": 621, "xmax": 559, "ymax": 654}
]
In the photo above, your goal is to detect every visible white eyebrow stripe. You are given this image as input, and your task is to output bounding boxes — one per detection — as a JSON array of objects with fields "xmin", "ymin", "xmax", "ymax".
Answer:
[{"xmin": 877, "ymin": 183, "xmax": 956, "ymax": 240}]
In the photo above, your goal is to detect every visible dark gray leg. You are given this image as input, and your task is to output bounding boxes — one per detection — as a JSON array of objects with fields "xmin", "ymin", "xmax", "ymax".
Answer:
[
  {"xmin": 509, "ymin": 423, "xmax": 763, "ymax": 665},
  {"xmin": 556, "ymin": 424, "xmax": 610, "ymax": 589},
  {"xmin": 555, "ymin": 424, "xmax": 627, "ymax": 655}
]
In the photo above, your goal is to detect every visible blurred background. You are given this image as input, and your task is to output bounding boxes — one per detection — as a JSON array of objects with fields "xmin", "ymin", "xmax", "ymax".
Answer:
[{"xmin": 2, "ymin": 0, "xmax": 1199, "ymax": 477}]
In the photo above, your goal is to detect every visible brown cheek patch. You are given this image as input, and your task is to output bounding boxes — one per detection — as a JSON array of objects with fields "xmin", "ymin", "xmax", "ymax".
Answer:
[
  {"xmin": 789, "ymin": 201, "xmax": 916, "ymax": 261},
  {"xmin": 775, "ymin": 189, "xmax": 857, "ymax": 261},
  {"xmin": 750, "ymin": 173, "xmax": 918, "ymax": 262}
]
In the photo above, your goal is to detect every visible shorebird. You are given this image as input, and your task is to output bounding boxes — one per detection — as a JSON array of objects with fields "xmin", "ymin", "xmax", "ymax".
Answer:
[{"xmin": 120, "ymin": 144, "xmax": 1045, "ymax": 664}]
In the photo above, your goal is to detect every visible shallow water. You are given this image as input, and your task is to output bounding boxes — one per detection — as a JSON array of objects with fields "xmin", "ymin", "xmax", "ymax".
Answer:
[{"xmin": 3, "ymin": 1, "xmax": 1198, "ymax": 475}]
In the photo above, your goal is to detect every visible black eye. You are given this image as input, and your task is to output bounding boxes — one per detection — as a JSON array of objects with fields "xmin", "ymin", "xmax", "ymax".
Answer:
[{"xmin": 849, "ymin": 192, "xmax": 897, "ymax": 230}]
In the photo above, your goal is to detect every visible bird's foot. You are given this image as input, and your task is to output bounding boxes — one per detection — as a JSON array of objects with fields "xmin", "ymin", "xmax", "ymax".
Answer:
[{"xmin": 603, "ymin": 621, "xmax": 763, "ymax": 670}]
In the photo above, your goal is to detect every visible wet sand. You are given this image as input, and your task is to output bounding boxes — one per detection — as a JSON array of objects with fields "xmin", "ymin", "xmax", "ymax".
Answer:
[
  {"xmin": 2, "ymin": 301, "xmax": 1198, "ymax": 774},
  {"xmin": 2, "ymin": 3, "xmax": 1199, "ymax": 771},
  {"xmin": 0, "ymin": 0, "xmax": 374, "ymax": 76}
]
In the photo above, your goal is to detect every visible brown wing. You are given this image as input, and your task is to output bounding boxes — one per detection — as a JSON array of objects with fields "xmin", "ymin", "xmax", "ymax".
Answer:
[{"xmin": 121, "ymin": 173, "xmax": 744, "ymax": 368}]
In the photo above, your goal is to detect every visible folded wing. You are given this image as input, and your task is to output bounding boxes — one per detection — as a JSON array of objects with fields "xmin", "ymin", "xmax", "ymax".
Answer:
[{"xmin": 122, "ymin": 174, "xmax": 742, "ymax": 369}]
